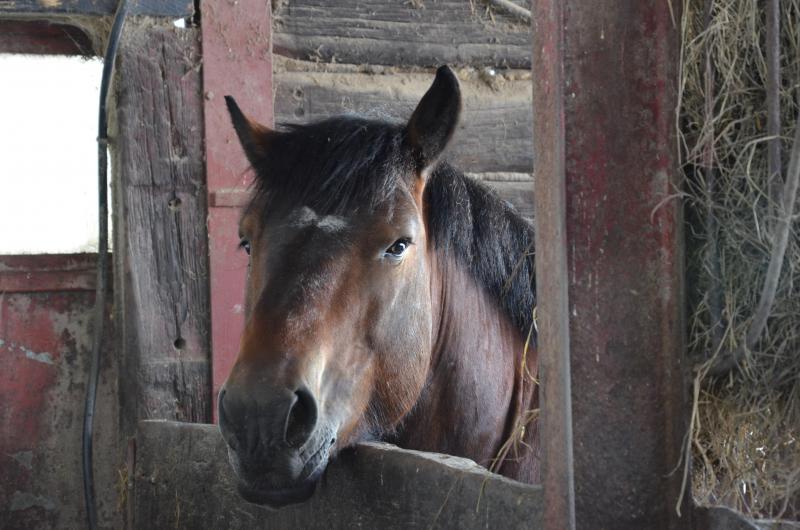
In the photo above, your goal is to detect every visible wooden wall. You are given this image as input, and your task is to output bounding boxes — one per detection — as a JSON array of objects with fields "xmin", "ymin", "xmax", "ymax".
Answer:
[
  {"xmin": 271, "ymin": 0, "xmax": 534, "ymax": 216},
  {"xmin": 113, "ymin": 24, "xmax": 212, "ymax": 438}
]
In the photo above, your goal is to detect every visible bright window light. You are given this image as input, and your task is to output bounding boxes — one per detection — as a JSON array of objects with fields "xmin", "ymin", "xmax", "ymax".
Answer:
[{"xmin": 0, "ymin": 54, "xmax": 105, "ymax": 254}]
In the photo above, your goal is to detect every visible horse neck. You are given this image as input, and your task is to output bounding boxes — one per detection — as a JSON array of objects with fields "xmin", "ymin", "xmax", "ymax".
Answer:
[{"xmin": 395, "ymin": 250, "xmax": 534, "ymax": 474}]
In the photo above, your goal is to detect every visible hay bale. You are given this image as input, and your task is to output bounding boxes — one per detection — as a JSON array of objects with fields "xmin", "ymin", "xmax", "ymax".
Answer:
[{"xmin": 679, "ymin": 0, "xmax": 800, "ymax": 520}]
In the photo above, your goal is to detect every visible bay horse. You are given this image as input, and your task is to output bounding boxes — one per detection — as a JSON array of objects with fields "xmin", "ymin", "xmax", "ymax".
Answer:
[{"xmin": 218, "ymin": 66, "xmax": 539, "ymax": 508}]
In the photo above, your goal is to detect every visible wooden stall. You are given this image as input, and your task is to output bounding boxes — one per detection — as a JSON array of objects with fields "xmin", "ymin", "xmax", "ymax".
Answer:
[{"xmin": 0, "ymin": 1, "xmax": 764, "ymax": 529}]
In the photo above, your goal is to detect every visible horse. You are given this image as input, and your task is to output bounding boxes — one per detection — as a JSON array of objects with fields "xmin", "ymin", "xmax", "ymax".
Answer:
[{"xmin": 217, "ymin": 66, "xmax": 539, "ymax": 508}]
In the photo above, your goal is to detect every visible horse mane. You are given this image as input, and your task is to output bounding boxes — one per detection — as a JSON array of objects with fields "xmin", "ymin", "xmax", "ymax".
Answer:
[
  {"xmin": 250, "ymin": 116, "xmax": 536, "ymax": 339},
  {"xmin": 425, "ymin": 164, "xmax": 536, "ymax": 337}
]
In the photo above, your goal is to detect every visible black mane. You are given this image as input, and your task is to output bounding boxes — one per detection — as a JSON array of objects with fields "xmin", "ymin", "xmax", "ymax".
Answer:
[
  {"xmin": 426, "ymin": 164, "xmax": 536, "ymax": 336},
  {"xmin": 251, "ymin": 116, "xmax": 536, "ymax": 337}
]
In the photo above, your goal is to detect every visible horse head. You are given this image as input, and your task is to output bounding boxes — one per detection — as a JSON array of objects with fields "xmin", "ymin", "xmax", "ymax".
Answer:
[{"xmin": 218, "ymin": 67, "xmax": 462, "ymax": 507}]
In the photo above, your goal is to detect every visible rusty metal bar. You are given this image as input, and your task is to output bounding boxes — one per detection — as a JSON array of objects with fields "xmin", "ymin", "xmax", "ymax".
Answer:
[
  {"xmin": 532, "ymin": 1, "xmax": 690, "ymax": 528},
  {"xmin": 531, "ymin": 1, "xmax": 576, "ymax": 528}
]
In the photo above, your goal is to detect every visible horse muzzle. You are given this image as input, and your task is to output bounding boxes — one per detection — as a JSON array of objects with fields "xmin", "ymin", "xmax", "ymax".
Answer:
[
  {"xmin": 217, "ymin": 384, "xmax": 336, "ymax": 508},
  {"xmin": 226, "ymin": 441, "xmax": 332, "ymax": 508}
]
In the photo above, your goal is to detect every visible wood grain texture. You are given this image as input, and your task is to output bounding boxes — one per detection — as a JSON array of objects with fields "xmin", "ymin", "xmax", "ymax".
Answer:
[
  {"xmin": 481, "ymin": 177, "xmax": 535, "ymax": 218},
  {"xmin": 133, "ymin": 421, "xmax": 544, "ymax": 529},
  {"xmin": 0, "ymin": 0, "xmax": 192, "ymax": 17},
  {"xmin": 112, "ymin": 25, "xmax": 211, "ymax": 436},
  {"xmin": 273, "ymin": 69, "xmax": 534, "ymax": 174},
  {"xmin": 272, "ymin": 0, "xmax": 531, "ymax": 68},
  {"xmin": 0, "ymin": 20, "xmax": 94, "ymax": 55}
]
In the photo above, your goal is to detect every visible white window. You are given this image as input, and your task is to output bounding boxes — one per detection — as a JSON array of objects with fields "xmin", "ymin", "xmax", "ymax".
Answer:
[{"xmin": 0, "ymin": 54, "xmax": 104, "ymax": 254}]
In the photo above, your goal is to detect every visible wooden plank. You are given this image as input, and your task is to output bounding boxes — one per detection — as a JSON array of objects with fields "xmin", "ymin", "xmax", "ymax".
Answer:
[
  {"xmin": 274, "ymin": 68, "xmax": 533, "ymax": 174},
  {"xmin": 132, "ymin": 420, "xmax": 544, "ymax": 529},
  {"xmin": 0, "ymin": 0, "xmax": 192, "ymax": 17},
  {"xmin": 112, "ymin": 25, "xmax": 211, "ymax": 436},
  {"xmin": 0, "ymin": 20, "xmax": 94, "ymax": 55},
  {"xmin": 0, "ymin": 253, "xmax": 107, "ymax": 293},
  {"xmin": 273, "ymin": 0, "xmax": 531, "ymax": 68},
  {"xmin": 484, "ymin": 179, "xmax": 535, "ymax": 219},
  {"xmin": 200, "ymin": 0, "xmax": 273, "ymax": 421},
  {"xmin": 0, "ymin": 276, "xmax": 119, "ymax": 529}
]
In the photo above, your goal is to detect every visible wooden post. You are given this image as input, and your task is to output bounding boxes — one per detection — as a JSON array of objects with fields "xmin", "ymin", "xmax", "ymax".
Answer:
[
  {"xmin": 113, "ymin": 24, "xmax": 212, "ymax": 437},
  {"xmin": 532, "ymin": 1, "xmax": 690, "ymax": 528},
  {"xmin": 200, "ymin": 0, "xmax": 273, "ymax": 419}
]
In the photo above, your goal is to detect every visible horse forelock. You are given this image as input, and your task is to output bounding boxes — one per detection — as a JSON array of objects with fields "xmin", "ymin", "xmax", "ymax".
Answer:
[{"xmin": 247, "ymin": 116, "xmax": 412, "ymax": 219}]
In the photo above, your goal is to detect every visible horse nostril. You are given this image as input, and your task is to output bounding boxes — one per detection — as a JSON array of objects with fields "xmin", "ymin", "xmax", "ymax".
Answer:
[
  {"xmin": 218, "ymin": 388, "xmax": 245, "ymax": 452},
  {"xmin": 284, "ymin": 386, "xmax": 318, "ymax": 448}
]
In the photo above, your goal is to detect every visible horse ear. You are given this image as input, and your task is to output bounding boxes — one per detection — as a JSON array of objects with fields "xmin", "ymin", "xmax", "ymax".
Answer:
[
  {"xmin": 225, "ymin": 96, "xmax": 273, "ymax": 168},
  {"xmin": 406, "ymin": 65, "xmax": 462, "ymax": 176}
]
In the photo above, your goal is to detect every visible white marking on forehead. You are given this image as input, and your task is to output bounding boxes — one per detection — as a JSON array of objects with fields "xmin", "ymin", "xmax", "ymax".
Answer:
[
  {"xmin": 289, "ymin": 206, "xmax": 348, "ymax": 232},
  {"xmin": 317, "ymin": 215, "xmax": 348, "ymax": 232},
  {"xmin": 292, "ymin": 206, "xmax": 318, "ymax": 227}
]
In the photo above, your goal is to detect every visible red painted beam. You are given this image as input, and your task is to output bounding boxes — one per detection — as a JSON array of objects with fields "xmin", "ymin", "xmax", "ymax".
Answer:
[
  {"xmin": 0, "ymin": 254, "xmax": 108, "ymax": 293},
  {"xmin": 0, "ymin": 20, "xmax": 94, "ymax": 56},
  {"xmin": 201, "ymin": 0, "xmax": 273, "ymax": 421},
  {"xmin": 532, "ymin": 1, "xmax": 690, "ymax": 528}
]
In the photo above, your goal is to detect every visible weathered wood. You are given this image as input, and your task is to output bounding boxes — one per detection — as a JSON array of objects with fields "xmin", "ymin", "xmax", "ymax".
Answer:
[
  {"xmin": 0, "ymin": 253, "xmax": 109, "ymax": 293},
  {"xmin": 482, "ymin": 178, "xmax": 535, "ymax": 219},
  {"xmin": 533, "ymin": 1, "xmax": 688, "ymax": 528},
  {"xmin": 0, "ymin": 255, "xmax": 119, "ymax": 529},
  {"xmin": 200, "ymin": 0, "xmax": 273, "ymax": 421},
  {"xmin": 273, "ymin": 0, "xmax": 531, "ymax": 68},
  {"xmin": 0, "ymin": 0, "xmax": 192, "ymax": 17},
  {"xmin": 112, "ymin": 24, "xmax": 211, "ymax": 437},
  {"xmin": 132, "ymin": 420, "xmax": 544, "ymax": 529},
  {"xmin": 274, "ymin": 69, "xmax": 533, "ymax": 174},
  {"xmin": 0, "ymin": 20, "xmax": 94, "ymax": 55}
]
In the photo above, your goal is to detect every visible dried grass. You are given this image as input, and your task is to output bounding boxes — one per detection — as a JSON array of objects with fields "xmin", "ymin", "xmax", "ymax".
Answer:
[{"xmin": 679, "ymin": 0, "xmax": 800, "ymax": 520}]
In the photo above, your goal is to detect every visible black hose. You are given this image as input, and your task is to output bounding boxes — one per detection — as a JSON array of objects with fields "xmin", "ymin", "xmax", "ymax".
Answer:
[{"xmin": 82, "ymin": 1, "xmax": 129, "ymax": 528}]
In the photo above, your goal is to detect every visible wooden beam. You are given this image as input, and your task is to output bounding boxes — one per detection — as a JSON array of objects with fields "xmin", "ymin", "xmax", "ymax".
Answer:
[
  {"xmin": 132, "ymin": 421, "xmax": 544, "ymax": 529},
  {"xmin": 112, "ymin": 24, "xmax": 211, "ymax": 436},
  {"xmin": 274, "ymin": 69, "xmax": 533, "ymax": 174},
  {"xmin": 200, "ymin": 0, "xmax": 273, "ymax": 419},
  {"xmin": 533, "ymin": 1, "xmax": 690, "ymax": 528},
  {"xmin": 273, "ymin": 0, "xmax": 531, "ymax": 68},
  {"xmin": 0, "ymin": 253, "xmax": 107, "ymax": 293},
  {"xmin": 0, "ymin": 0, "xmax": 192, "ymax": 18},
  {"xmin": 0, "ymin": 20, "xmax": 94, "ymax": 55}
]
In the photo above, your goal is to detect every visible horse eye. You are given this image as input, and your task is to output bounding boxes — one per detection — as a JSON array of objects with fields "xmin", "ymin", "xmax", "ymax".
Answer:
[
  {"xmin": 385, "ymin": 238, "xmax": 411, "ymax": 258},
  {"xmin": 239, "ymin": 240, "xmax": 251, "ymax": 255}
]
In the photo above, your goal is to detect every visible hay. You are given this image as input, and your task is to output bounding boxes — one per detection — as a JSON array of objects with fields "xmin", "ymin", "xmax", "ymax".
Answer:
[{"xmin": 679, "ymin": 0, "xmax": 800, "ymax": 519}]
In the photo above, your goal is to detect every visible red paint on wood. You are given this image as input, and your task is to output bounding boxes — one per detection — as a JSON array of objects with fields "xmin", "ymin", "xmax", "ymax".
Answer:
[
  {"xmin": 0, "ymin": 253, "xmax": 107, "ymax": 293},
  {"xmin": 208, "ymin": 189, "xmax": 250, "ymax": 208},
  {"xmin": 0, "ymin": 20, "xmax": 94, "ymax": 56},
  {"xmin": 0, "ymin": 254, "xmax": 115, "ymax": 527},
  {"xmin": 201, "ymin": 0, "xmax": 273, "ymax": 421},
  {"xmin": 533, "ymin": 1, "xmax": 689, "ymax": 528}
]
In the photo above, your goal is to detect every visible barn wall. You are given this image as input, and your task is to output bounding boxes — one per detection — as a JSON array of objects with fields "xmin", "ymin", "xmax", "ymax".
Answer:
[
  {"xmin": 0, "ymin": 254, "xmax": 119, "ymax": 529},
  {"xmin": 271, "ymin": 0, "xmax": 534, "ymax": 217}
]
